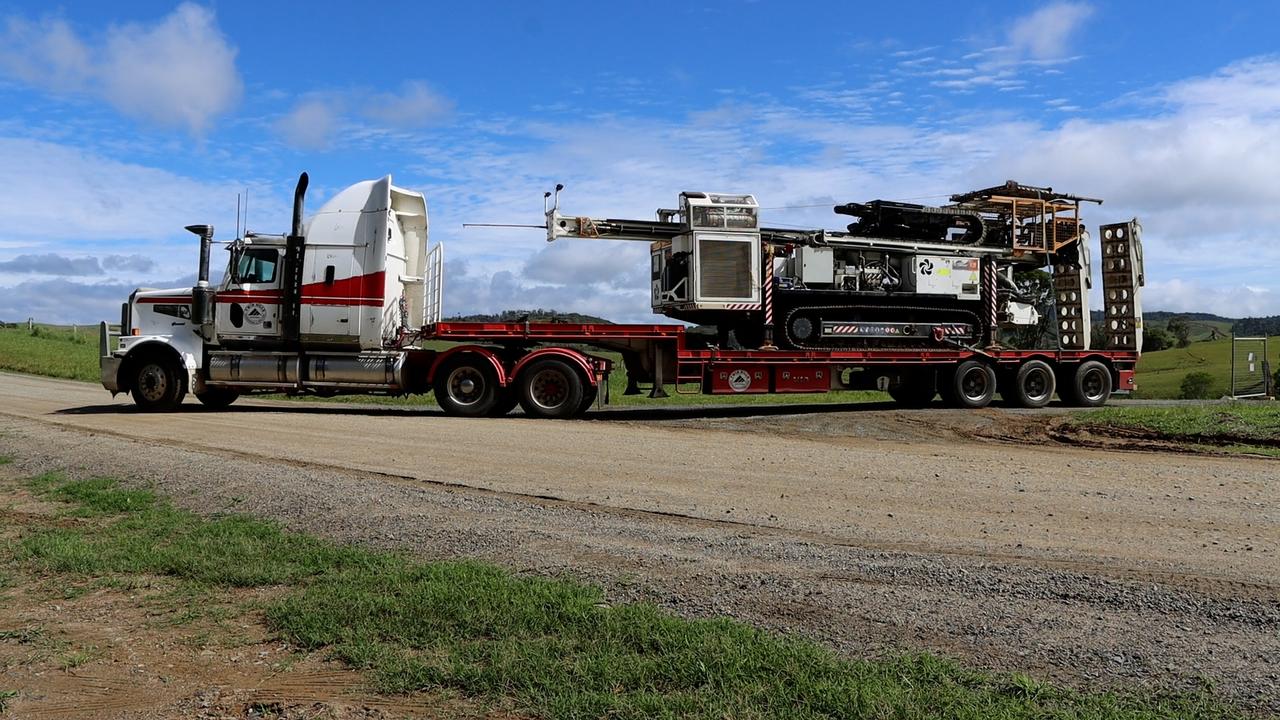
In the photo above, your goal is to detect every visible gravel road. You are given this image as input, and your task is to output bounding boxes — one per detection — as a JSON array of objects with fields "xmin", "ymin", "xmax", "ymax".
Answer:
[{"xmin": 1, "ymin": 372, "xmax": 1277, "ymax": 711}]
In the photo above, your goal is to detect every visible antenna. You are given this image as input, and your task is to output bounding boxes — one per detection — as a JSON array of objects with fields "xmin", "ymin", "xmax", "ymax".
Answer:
[
  {"xmin": 235, "ymin": 193, "xmax": 241, "ymax": 239},
  {"xmin": 242, "ymin": 189, "xmax": 249, "ymax": 235}
]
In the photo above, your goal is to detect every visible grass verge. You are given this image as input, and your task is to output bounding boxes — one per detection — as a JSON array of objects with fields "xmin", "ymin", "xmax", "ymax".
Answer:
[
  {"xmin": 1065, "ymin": 402, "xmax": 1280, "ymax": 456},
  {"xmin": 11, "ymin": 471, "xmax": 1249, "ymax": 719}
]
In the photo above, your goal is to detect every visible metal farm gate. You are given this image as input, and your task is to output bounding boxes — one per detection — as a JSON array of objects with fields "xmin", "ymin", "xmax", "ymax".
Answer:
[{"xmin": 1231, "ymin": 336, "xmax": 1271, "ymax": 399}]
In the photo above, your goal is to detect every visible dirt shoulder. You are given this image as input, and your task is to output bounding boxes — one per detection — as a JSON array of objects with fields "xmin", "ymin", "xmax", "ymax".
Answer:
[{"xmin": 1, "ymin": 408, "xmax": 1277, "ymax": 714}]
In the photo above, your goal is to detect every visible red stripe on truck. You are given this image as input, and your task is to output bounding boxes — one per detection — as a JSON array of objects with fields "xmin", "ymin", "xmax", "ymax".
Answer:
[{"xmin": 136, "ymin": 271, "xmax": 387, "ymax": 308}]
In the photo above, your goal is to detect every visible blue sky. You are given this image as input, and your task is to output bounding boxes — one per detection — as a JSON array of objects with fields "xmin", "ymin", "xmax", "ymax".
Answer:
[{"xmin": 2, "ymin": 1, "xmax": 1279, "ymax": 323}]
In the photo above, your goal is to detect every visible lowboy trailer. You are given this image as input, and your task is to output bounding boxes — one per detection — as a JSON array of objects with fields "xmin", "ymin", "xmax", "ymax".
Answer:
[{"xmin": 99, "ymin": 173, "xmax": 1142, "ymax": 417}]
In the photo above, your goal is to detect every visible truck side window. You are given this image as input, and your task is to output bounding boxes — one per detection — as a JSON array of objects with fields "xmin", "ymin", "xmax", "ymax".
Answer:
[{"xmin": 236, "ymin": 248, "xmax": 278, "ymax": 284}]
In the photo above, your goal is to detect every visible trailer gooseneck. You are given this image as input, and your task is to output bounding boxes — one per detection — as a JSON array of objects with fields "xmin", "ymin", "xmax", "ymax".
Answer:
[{"xmin": 99, "ymin": 173, "xmax": 1143, "ymax": 417}]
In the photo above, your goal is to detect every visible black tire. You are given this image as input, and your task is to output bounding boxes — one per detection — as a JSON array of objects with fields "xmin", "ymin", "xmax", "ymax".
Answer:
[
  {"xmin": 518, "ymin": 358, "xmax": 585, "ymax": 419},
  {"xmin": 130, "ymin": 356, "xmax": 186, "ymax": 411},
  {"xmin": 488, "ymin": 388, "xmax": 520, "ymax": 417},
  {"xmin": 1008, "ymin": 360, "xmax": 1056, "ymax": 408},
  {"xmin": 1062, "ymin": 360, "xmax": 1112, "ymax": 407},
  {"xmin": 945, "ymin": 360, "xmax": 997, "ymax": 409},
  {"xmin": 434, "ymin": 356, "xmax": 500, "ymax": 417},
  {"xmin": 575, "ymin": 385, "xmax": 599, "ymax": 417},
  {"xmin": 196, "ymin": 387, "xmax": 239, "ymax": 409},
  {"xmin": 888, "ymin": 378, "xmax": 935, "ymax": 408}
]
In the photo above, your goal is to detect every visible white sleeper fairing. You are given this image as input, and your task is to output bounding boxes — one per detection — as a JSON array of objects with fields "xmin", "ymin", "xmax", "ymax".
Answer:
[{"xmin": 301, "ymin": 176, "xmax": 429, "ymax": 349}]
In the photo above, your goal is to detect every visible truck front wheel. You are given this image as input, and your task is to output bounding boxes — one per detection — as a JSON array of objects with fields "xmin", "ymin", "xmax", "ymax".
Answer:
[
  {"xmin": 434, "ymin": 357, "xmax": 499, "ymax": 417},
  {"xmin": 130, "ymin": 357, "xmax": 186, "ymax": 412},
  {"xmin": 518, "ymin": 358, "xmax": 585, "ymax": 419}
]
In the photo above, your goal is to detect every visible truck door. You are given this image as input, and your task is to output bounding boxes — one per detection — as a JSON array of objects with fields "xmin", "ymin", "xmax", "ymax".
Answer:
[{"xmin": 216, "ymin": 246, "xmax": 284, "ymax": 342}]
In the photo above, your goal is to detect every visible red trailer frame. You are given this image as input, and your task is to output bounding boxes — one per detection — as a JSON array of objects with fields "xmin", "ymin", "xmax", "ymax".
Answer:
[{"xmin": 419, "ymin": 321, "xmax": 1137, "ymax": 418}]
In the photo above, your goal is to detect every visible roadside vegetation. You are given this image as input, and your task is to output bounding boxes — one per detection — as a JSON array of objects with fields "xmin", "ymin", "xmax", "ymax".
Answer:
[
  {"xmin": 0, "ymin": 324, "xmax": 98, "ymax": 382},
  {"xmin": 1, "ymin": 470, "xmax": 1249, "ymax": 719},
  {"xmin": 1132, "ymin": 335, "xmax": 1280, "ymax": 400},
  {"xmin": 1065, "ymin": 403, "xmax": 1280, "ymax": 457}
]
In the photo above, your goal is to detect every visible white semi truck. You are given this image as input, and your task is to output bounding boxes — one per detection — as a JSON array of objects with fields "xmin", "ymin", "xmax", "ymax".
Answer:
[
  {"xmin": 100, "ymin": 173, "xmax": 1141, "ymax": 416},
  {"xmin": 100, "ymin": 174, "xmax": 447, "ymax": 410}
]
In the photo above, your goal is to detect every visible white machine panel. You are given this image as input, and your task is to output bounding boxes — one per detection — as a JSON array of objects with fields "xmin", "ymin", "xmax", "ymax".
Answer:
[{"xmin": 912, "ymin": 255, "xmax": 981, "ymax": 299}]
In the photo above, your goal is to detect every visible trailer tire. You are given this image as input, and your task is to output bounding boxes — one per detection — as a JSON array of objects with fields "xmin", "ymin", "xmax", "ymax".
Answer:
[
  {"xmin": 434, "ymin": 356, "xmax": 500, "ymax": 417},
  {"xmin": 518, "ymin": 358, "xmax": 585, "ymax": 419},
  {"xmin": 945, "ymin": 360, "xmax": 997, "ymax": 409},
  {"xmin": 196, "ymin": 388, "xmax": 239, "ymax": 409},
  {"xmin": 1009, "ymin": 360, "xmax": 1056, "ymax": 408},
  {"xmin": 129, "ymin": 355, "xmax": 186, "ymax": 412},
  {"xmin": 1062, "ymin": 360, "xmax": 1112, "ymax": 407},
  {"xmin": 488, "ymin": 388, "xmax": 520, "ymax": 417},
  {"xmin": 576, "ymin": 386, "xmax": 599, "ymax": 417},
  {"xmin": 888, "ymin": 378, "xmax": 935, "ymax": 408}
]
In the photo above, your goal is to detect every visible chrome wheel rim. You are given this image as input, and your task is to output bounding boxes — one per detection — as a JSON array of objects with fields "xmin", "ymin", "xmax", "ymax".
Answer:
[
  {"xmin": 961, "ymin": 367, "xmax": 989, "ymax": 400},
  {"xmin": 529, "ymin": 368, "xmax": 570, "ymax": 410},
  {"xmin": 1024, "ymin": 368, "xmax": 1051, "ymax": 402},
  {"xmin": 137, "ymin": 363, "xmax": 168, "ymax": 402},
  {"xmin": 446, "ymin": 366, "xmax": 486, "ymax": 407}
]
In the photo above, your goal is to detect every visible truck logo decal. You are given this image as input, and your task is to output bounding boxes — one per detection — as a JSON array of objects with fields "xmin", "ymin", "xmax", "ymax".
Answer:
[
  {"xmin": 727, "ymin": 369, "xmax": 752, "ymax": 392},
  {"xmin": 244, "ymin": 303, "xmax": 267, "ymax": 325},
  {"xmin": 918, "ymin": 259, "xmax": 934, "ymax": 275}
]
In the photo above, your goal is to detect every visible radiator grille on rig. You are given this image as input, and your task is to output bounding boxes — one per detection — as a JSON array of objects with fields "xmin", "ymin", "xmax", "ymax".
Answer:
[{"xmin": 698, "ymin": 238, "xmax": 752, "ymax": 299}]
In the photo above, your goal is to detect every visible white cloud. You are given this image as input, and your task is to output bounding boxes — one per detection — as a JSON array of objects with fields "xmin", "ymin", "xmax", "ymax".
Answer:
[
  {"xmin": 0, "ymin": 4, "xmax": 242, "ymax": 135},
  {"xmin": 275, "ymin": 81, "xmax": 453, "ymax": 149},
  {"xmin": 0, "ymin": 137, "xmax": 284, "ymax": 248},
  {"xmin": 366, "ymin": 80, "xmax": 453, "ymax": 129},
  {"xmin": 275, "ymin": 98, "xmax": 343, "ymax": 151},
  {"xmin": 1006, "ymin": 2, "xmax": 1094, "ymax": 61}
]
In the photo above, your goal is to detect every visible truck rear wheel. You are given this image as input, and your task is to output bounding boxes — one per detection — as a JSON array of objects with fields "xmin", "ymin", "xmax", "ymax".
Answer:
[
  {"xmin": 130, "ymin": 357, "xmax": 186, "ymax": 412},
  {"xmin": 1061, "ymin": 360, "xmax": 1112, "ymax": 407},
  {"xmin": 518, "ymin": 358, "xmax": 585, "ymax": 419},
  {"xmin": 434, "ymin": 356, "xmax": 499, "ymax": 417},
  {"xmin": 1008, "ymin": 360, "xmax": 1056, "ymax": 408},
  {"xmin": 944, "ymin": 360, "xmax": 997, "ymax": 409},
  {"xmin": 196, "ymin": 387, "xmax": 239, "ymax": 409}
]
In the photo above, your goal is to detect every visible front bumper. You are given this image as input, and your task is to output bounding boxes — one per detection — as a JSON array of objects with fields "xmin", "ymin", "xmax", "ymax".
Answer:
[{"xmin": 100, "ymin": 355, "xmax": 122, "ymax": 394}]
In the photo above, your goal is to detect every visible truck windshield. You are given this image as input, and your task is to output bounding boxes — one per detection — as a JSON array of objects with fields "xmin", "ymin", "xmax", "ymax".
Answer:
[{"xmin": 236, "ymin": 248, "xmax": 278, "ymax": 284}]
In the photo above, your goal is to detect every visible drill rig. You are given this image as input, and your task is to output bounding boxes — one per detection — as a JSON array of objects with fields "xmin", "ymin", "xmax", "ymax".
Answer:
[{"xmin": 544, "ymin": 180, "xmax": 1140, "ymax": 353}]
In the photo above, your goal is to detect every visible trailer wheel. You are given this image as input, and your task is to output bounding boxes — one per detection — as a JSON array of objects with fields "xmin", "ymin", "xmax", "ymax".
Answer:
[
  {"xmin": 1062, "ymin": 360, "xmax": 1112, "ymax": 407},
  {"xmin": 888, "ymin": 377, "xmax": 936, "ymax": 408},
  {"xmin": 130, "ymin": 356, "xmax": 186, "ymax": 412},
  {"xmin": 945, "ymin": 360, "xmax": 997, "ymax": 409},
  {"xmin": 1009, "ymin": 360, "xmax": 1056, "ymax": 408},
  {"xmin": 488, "ymin": 388, "xmax": 520, "ymax": 417},
  {"xmin": 434, "ymin": 356, "xmax": 499, "ymax": 417},
  {"xmin": 196, "ymin": 387, "xmax": 239, "ymax": 409},
  {"xmin": 518, "ymin": 358, "xmax": 585, "ymax": 419},
  {"xmin": 576, "ymin": 385, "xmax": 599, "ymax": 417}
]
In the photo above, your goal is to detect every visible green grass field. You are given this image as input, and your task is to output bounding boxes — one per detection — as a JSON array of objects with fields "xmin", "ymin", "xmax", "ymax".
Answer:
[
  {"xmin": 0, "ymin": 325, "xmax": 100, "ymax": 383},
  {"xmin": 1065, "ymin": 403, "xmax": 1280, "ymax": 456},
  {"xmin": 1132, "ymin": 336, "xmax": 1279, "ymax": 399},
  {"xmin": 6, "ymin": 471, "xmax": 1249, "ymax": 720}
]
